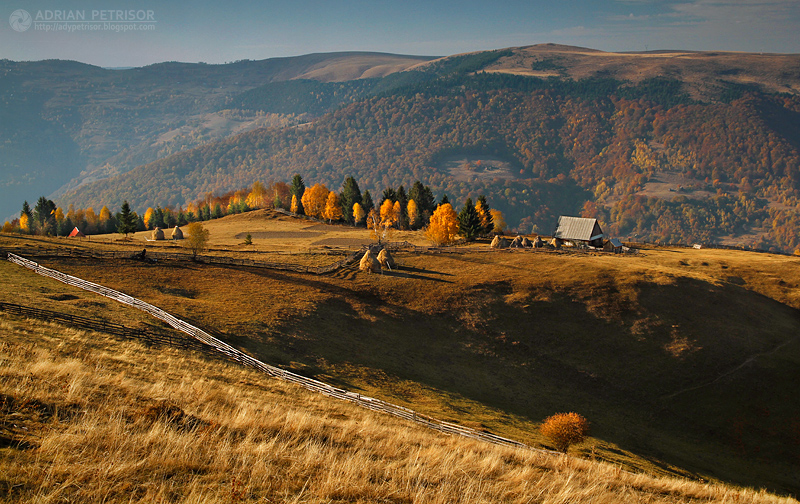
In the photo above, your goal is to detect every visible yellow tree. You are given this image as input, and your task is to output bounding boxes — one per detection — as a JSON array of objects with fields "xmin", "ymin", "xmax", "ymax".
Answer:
[
  {"xmin": 425, "ymin": 203, "xmax": 459, "ymax": 246},
  {"xmin": 2, "ymin": 221, "xmax": 13, "ymax": 233},
  {"xmin": 84, "ymin": 207, "xmax": 98, "ymax": 234},
  {"xmin": 352, "ymin": 202, "xmax": 366, "ymax": 226},
  {"xmin": 99, "ymin": 206, "xmax": 112, "ymax": 233},
  {"xmin": 490, "ymin": 209, "xmax": 506, "ymax": 233},
  {"xmin": 54, "ymin": 207, "xmax": 65, "ymax": 223},
  {"xmin": 143, "ymin": 207, "xmax": 156, "ymax": 229},
  {"xmin": 324, "ymin": 191, "xmax": 343, "ymax": 222},
  {"xmin": 301, "ymin": 183, "xmax": 329, "ymax": 219},
  {"xmin": 540, "ymin": 413, "xmax": 590, "ymax": 453},
  {"xmin": 185, "ymin": 222, "xmax": 210, "ymax": 259},
  {"xmin": 246, "ymin": 181, "xmax": 267, "ymax": 209},
  {"xmin": 379, "ymin": 199, "xmax": 397, "ymax": 229},
  {"xmin": 19, "ymin": 214, "xmax": 30, "ymax": 233},
  {"xmin": 393, "ymin": 201, "xmax": 403, "ymax": 229},
  {"xmin": 367, "ymin": 208, "xmax": 392, "ymax": 243},
  {"xmin": 407, "ymin": 199, "xmax": 420, "ymax": 229},
  {"xmin": 290, "ymin": 194, "xmax": 300, "ymax": 214}
]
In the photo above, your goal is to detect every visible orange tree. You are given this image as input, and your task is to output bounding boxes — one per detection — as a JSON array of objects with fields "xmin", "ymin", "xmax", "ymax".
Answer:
[
  {"xmin": 324, "ymin": 191, "xmax": 343, "ymax": 222},
  {"xmin": 540, "ymin": 412, "xmax": 590, "ymax": 453},
  {"xmin": 425, "ymin": 203, "xmax": 459, "ymax": 246},
  {"xmin": 301, "ymin": 183, "xmax": 330, "ymax": 219}
]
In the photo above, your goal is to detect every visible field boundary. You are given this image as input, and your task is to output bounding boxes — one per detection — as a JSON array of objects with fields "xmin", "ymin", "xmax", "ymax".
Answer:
[
  {"xmin": 0, "ymin": 246, "xmax": 365, "ymax": 275},
  {"xmin": 0, "ymin": 302, "xmax": 209, "ymax": 353},
  {"xmin": 4, "ymin": 252, "xmax": 556, "ymax": 455}
]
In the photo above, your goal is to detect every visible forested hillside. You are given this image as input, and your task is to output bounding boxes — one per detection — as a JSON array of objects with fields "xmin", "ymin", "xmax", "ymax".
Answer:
[
  {"xmin": 0, "ymin": 52, "xmax": 433, "ymax": 219},
  {"xmin": 62, "ymin": 70, "xmax": 800, "ymax": 252}
]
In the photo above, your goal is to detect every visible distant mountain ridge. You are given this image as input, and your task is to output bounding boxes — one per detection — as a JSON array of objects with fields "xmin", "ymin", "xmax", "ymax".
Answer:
[
  {"xmin": 4, "ymin": 44, "xmax": 800, "ymax": 251},
  {"xmin": 0, "ymin": 51, "xmax": 434, "ymax": 220}
]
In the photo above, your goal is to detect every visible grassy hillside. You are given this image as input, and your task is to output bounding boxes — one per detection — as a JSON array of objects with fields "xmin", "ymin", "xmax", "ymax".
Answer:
[
  {"xmin": 3, "ymin": 307, "xmax": 795, "ymax": 503},
  {"xmin": 3, "ymin": 212, "xmax": 800, "ymax": 495}
]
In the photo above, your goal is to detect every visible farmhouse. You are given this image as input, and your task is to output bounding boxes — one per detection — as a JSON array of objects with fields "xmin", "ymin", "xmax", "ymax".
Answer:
[{"xmin": 553, "ymin": 216, "xmax": 605, "ymax": 248}]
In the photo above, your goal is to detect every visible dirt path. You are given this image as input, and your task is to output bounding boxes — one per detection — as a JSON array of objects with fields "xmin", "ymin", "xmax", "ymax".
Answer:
[{"xmin": 661, "ymin": 336, "xmax": 799, "ymax": 400}]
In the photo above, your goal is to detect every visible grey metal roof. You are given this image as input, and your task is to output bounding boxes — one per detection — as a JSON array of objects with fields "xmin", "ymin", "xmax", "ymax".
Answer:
[
  {"xmin": 609, "ymin": 238, "xmax": 623, "ymax": 247},
  {"xmin": 553, "ymin": 216, "xmax": 604, "ymax": 241}
]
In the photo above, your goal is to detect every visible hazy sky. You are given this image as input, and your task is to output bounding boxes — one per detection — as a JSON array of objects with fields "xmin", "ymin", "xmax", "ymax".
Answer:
[{"xmin": 2, "ymin": 0, "xmax": 799, "ymax": 67}]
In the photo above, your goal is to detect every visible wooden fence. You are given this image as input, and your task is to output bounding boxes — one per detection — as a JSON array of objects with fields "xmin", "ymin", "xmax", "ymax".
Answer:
[
  {"xmin": 0, "ymin": 302, "xmax": 208, "ymax": 353},
  {"xmin": 0, "ymin": 246, "xmax": 365, "ymax": 275},
  {"xmin": 4, "ymin": 252, "xmax": 554, "ymax": 455}
]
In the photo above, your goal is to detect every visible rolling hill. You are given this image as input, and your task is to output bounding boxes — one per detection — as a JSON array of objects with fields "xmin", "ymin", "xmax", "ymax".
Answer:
[
  {"xmin": 2, "ymin": 289, "xmax": 795, "ymax": 503},
  {"xmin": 2, "ymin": 215, "xmax": 800, "ymax": 495}
]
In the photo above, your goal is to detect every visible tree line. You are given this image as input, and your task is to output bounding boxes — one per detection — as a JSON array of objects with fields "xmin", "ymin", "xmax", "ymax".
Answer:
[{"xmin": 4, "ymin": 177, "xmax": 503, "ymax": 246}]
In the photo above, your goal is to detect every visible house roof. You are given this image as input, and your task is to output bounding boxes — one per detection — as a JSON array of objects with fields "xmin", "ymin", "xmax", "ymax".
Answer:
[
  {"xmin": 553, "ymin": 216, "xmax": 604, "ymax": 241},
  {"xmin": 609, "ymin": 238, "xmax": 623, "ymax": 247},
  {"xmin": 68, "ymin": 227, "xmax": 85, "ymax": 238}
]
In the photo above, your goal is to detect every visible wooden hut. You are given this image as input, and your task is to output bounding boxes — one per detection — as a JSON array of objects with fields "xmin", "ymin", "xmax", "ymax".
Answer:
[
  {"xmin": 359, "ymin": 250, "xmax": 381, "ymax": 273},
  {"xmin": 603, "ymin": 238, "xmax": 623, "ymax": 253},
  {"xmin": 170, "ymin": 226, "xmax": 184, "ymax": 240},
  {"xmin": 552, "ymin": 216, "xmax": 605, "ymax": 248}
]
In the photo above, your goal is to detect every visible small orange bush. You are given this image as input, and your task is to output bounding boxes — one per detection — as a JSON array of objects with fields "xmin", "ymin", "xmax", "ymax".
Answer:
[{"xmin": 540, "ymin": 412, "xmax": 590, "ymax": 453}]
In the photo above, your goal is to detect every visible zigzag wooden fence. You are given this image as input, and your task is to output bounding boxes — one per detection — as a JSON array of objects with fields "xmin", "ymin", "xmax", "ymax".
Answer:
[
  {"xmin": 0, "ymin": 302, "xmax": 208, "ymax": 353},
  {"xmin": 4, "ymin": 252, "xmax": 550, "ymax": 454}
]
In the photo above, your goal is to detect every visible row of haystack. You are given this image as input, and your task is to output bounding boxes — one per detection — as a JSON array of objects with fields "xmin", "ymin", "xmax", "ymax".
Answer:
[
  {"xmin": 151, "ymin": 226, "xmax": 184, "ymax": 241},
  {"xmin": 359, "ymin": 248, "xmax": 395, "ymax": 273},
  {"xmin": 491, "ymin": 235, "xmax": 552, "ymax": 249}
]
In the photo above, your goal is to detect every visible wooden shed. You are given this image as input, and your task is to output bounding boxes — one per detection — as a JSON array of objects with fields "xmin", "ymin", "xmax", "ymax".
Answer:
[
  {"xmin": 603, "ymin": 238, "xmax": 623, "ymax": 253},
  {"xmin": 552, "ymin": 216, "xmax": 605, "ymax": 248}
]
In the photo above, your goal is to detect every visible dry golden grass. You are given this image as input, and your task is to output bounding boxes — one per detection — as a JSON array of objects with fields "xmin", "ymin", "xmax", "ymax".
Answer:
[
  {"xmin": 479, "ymin": 44, "xmax": 800, "ymax": 97},
  {"xmin": 1, "ymin": 314, "xmax": 796, "ymax": 503},
  {"xmin": 3, "ymin": 218, "xmax": 800, "ymax": 494}
]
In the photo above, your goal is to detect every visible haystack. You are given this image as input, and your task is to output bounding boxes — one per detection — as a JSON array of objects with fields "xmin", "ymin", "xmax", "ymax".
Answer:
[
  {"xmin": 171, "ymin": 226, "xmax": 184, "ymax": 240},
  {"xmin": 152, "ymin": 227, "xmax": 165, "ymax": 240},
  {"xmin": 521, "ymin": 237, "xmax": 532, "ymax": 248},
  {"xmin": 359, "ymin": 250, "xmax": 381, "ymax": 273},
  {"xmin": 550, "ymin": 237, "xmax": 562, "ymax": 249},
  {"xmin": 533, "ymin": 236, "xmax": 544, "ymax": 248},
  {"xmin": 377, "ymin": 248, "xmax": 396, "ymax": 270},
  {"xmin": 490, "ymin": 235, "xmax": 509, "ymax": 249},
  {"xmin": 510, "ymin": 235, "xmax": 524, "ymax": 248}
]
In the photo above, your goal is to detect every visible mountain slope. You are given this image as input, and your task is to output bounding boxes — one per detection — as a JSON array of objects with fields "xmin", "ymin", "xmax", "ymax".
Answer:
[
  {"xmin": 61, "ymin": 67, "xmax": 800, "ymax": 251},
  {"xmin": 3, "ymin": 296, "xmax": 796, "ymax": 503},
  {"xmin": 6, "ymin": 226, "xmax": 799, "ymax": 495},
  {"xmin": 0, "ymin": 52, "xmax": 434, "ymax": 219}
]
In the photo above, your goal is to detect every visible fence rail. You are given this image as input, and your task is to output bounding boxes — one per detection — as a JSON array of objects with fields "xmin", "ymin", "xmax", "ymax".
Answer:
[
  {"xmin": 4, "ymin": 252, "xmax": 556, "ymax": 456},
  {"xmin": 0, "ymin": 302, "xmax": 210, "ymax": 353},
  {"xmin": 0, "ymin": 246, "xmax": 365, "ymax": 275}
]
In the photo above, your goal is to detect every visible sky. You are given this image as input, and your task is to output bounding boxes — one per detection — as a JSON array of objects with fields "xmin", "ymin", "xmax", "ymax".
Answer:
[{"xmin": 1, "ymin": 0, "xmax": 799, "ymax": 67}]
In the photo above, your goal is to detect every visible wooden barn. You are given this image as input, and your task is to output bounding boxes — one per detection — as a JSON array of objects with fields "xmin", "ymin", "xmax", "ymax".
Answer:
[{"xmin": 552, "ymin": 216, "xmax": 605, "ymax": 248}]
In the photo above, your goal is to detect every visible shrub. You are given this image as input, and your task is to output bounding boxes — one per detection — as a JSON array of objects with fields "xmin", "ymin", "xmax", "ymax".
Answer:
[{"xmin": 540, "ymin": 412, "xmax": 590, "ymax": 453}]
